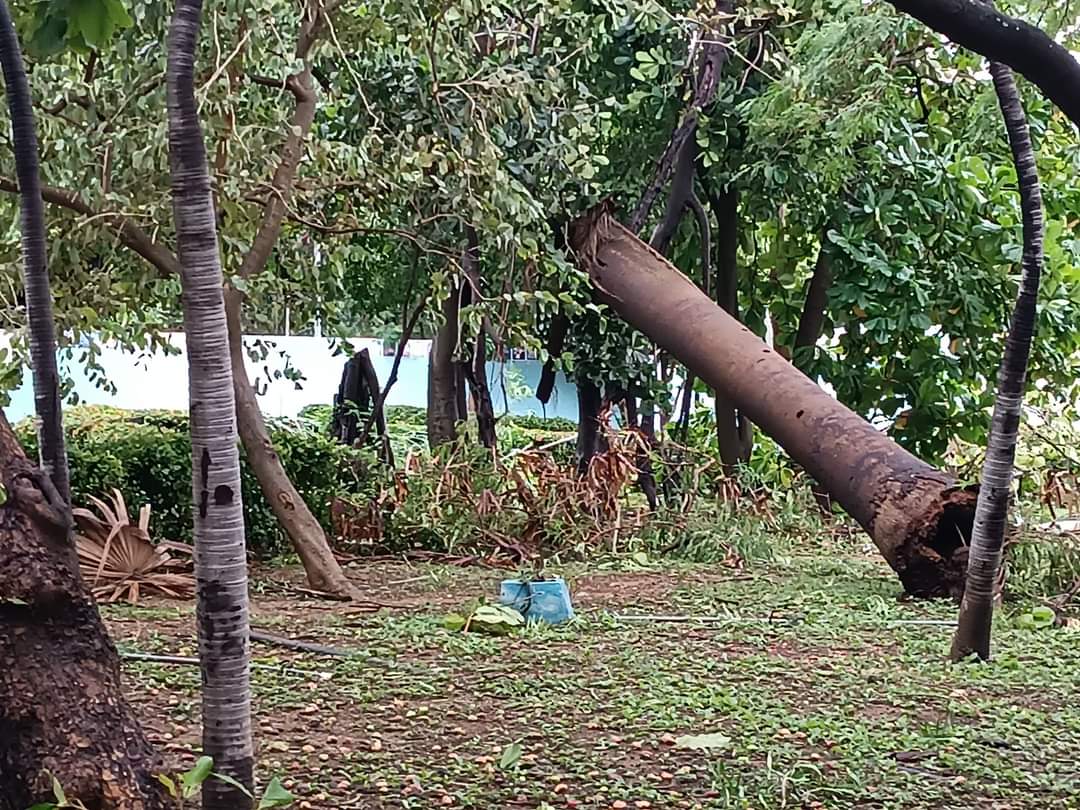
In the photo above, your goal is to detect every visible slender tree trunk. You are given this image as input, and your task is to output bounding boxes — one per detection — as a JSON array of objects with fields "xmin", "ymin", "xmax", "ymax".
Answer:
[
  {"xmin": 225, "ymin": 290, "xmax": 358, "ymax": 599},
  {"xmin": 0, "ymin": 9, "xmax": 162, "ymax": 802},
  {"xmin": 952, "ymin": 60, "xmax": 1043, "ymax": 661},
  {"xmin": 466, "ymin": 333, "xmax": 498, "ymax": 449},
  {"xmin": 792, "ymin": 242, "xmax": 833, "ymax": 372},
  {"xmin": 793, "ymin": 238, "xmax": 834, "ymax": 513},
  {"xmin": 711, "ymin": 186, "xmax": 752, "ymax": 469},
  {"xmin": 0, "ymin": 0, "xmax": 68, "ymax": 503},
  {"xmin": 886, "ymin": 0, "xmax": 1080, "ymax": 130},
  {"xmin": 428, "ymin": 281, "xmax": 461, "ymax": 448},
  {"xmin": 167, "ymin": 3, "xmax": 253, "ymax": 806},
  {"xmin": 576, "ymin": 378, "xmax": 603, "ymax": 476},
  {"xmin": 536, "ymin": 313, "xmax": 568, "ymax": 404},
  {"xmin": 0, "ymin": 413, "xmax": 167, "ymax": 809},
  {"xmin": 570, "ymin": 206, "xmax": 977, "ymax": 597}
]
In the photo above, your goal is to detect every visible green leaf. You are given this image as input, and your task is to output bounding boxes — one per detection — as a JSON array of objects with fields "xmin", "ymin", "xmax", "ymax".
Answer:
[
  {"xmin": 27, "ymin": 14, "xmax": 68, "ymax": 57},
  {"xmin": 72, "ymin": 0, "xmax": 112, "ymax": 48},
  {"xmin": 467, "ymin": 604, "xmax": 525, "ymax": 635},
  {"xmin": 155, "ymin": 773, "xmax": 178, "ymax": 798},
  {"xmin": 181, "ymin": 756, "xmax": 214, "ymax": 795},
  {"xmin": 211, "ymin": 772, "xmax": 254, "ymax": 798},
  {"xmin": 50, "ymin": 772, "xmax": 67, "ymax": 804},
  {"xmin": 26, "ymin": 804, "xmax": 58, "ymax": 810},
  {"xmin": 103, "ymin": 0, "xmax": 134, "ymax": 28},
  {"xmin": 257, "ymin": 776, "xmax": 296, "ymax": 808},
  {"xmin": 499, "ymin": 742, "xmax": 523, "ymax": 770}
]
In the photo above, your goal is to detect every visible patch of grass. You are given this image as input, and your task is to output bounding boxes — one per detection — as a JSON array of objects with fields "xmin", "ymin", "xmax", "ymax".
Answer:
[{"xmin": 105, "ymin": 543, "xmax": 1080, "ymax": 809}]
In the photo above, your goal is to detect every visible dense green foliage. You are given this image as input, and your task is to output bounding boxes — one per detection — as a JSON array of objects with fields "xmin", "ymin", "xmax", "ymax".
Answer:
[{"xmin": 17, "ymin": 406, "xmax": 365, "ymax": 556}]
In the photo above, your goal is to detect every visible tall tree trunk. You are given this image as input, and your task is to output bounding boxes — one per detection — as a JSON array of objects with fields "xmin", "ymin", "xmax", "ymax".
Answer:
[
  {"xmin": 711, "ymin": 186, "xmax": 752, "ymax": 469},
  {"xmin": 0, "ymin": 413, "xmax": 166, "ymax": 810},
  {"xmin": 0, "ymin": 0, "xmax": 68, "ymax": 503},
  {"xmin": 952, "ymin": 60, "xmax": 1043, "ymax": 661},
  {"xmin": 570, "ymin": 206, "xmax": 977, "ymax": 597},
  {"xmin": 576, "ymin": 378, "xmax": 603, "ymax": 476},
  {"xmin": 225, "ymin": 291, "xmax": 358, "ymax": 598},
  {"xmin": 167, "ymin": 2, "xmax": 253, "ymax": 806},
  {"xmin": 427, "ymin": 281, "xmax": 461, "ymax": 448}
]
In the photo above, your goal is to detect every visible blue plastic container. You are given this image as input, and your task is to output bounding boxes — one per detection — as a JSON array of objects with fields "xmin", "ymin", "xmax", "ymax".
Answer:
[{"xmin": 499, "ymin": 577, "xmax": 574, "ymax": 625}]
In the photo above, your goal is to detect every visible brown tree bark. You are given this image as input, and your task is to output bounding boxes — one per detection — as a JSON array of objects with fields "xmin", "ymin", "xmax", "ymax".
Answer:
[
  {"xmin": 792, "ymin": 241, "xmax": 833, "ymax": 372},
  {"xmin": 465, "ymin": 333, "xmax": 498, "ymax": 449},
  {"xmin": 570, "ymin": 207, "xmax": 976, "ymax": 597},
  {"xmin": 710, "ymin": 186, "xmax": 752, "ymax": 469},
  {"xmin": 225, "ymin": 289, "xmax": 358, "ymax": 598},
  {"xmin": 427, "ymin": 281, "xmax": 462, "ymax": 448},
  {"xmin": 0, "ymin": 412, "xmax": 166, "ymax": 809}
]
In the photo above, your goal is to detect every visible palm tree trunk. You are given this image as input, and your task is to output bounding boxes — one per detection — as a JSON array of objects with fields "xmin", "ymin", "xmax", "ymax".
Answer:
[
  {"xmin": 0, "ymin": 0, "xmax": 68, "ymax": 503},
  {"xmin": 951, "ymin": 60, "xmax": 1043, "ymax": 662},
  {"xmin": 167, "ymin": 1, "xmax": 253, "ymax": 806}
]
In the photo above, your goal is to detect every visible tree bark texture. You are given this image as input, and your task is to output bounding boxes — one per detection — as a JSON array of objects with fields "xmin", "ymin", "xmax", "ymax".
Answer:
[
  {"xmin": 465, "ymin": 333, "xmax": 498, "ymax": 449},
  {"xmin": 0, "ymin": 413, "xmax": 166, "ymax": 810},
  {"xmin": 576, "ymin": 378, "xmax": 603, "ymax": 476},
  {"xmin": 952, "ymin": 60, "xmax": 1043, "ymax": 661},
  {"xmin": 570, "ymin": 207, "xmax": 977, "ymax": 597},
  {"xmin": 887, "ymin": 0, "xmax": 1080, "ymax": 129},
  {"xmin": 0, "ymin": 0, "xmax": 69, "ymax": 503},
  {"xmin": 225, "ymin": 291, "xmax": 357, "ymax": 599},
  {"xmin": 711, "ymin": 186, "xmax": 752, "ymax": 468},
  {"xmin": 792, "ymin": 240, "xmax": 833, "ymax": 372},
  {"xmin": 167, "ymin": 2, "xmax": 253, "ymax": 806},
  {"xmin": 427, "ymin": 281, "xmax": 462, "ymax": 448}
]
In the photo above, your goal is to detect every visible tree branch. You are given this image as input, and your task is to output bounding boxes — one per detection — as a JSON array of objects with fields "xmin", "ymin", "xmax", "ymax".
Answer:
[
  {"xmin": 237, "ymin": 0, "xmax": 333, "ymax": 279},
  {"xmin": 0, "ymin": 177, "xmax": 180, "ymax": 277},
  {"xmin": 887, "ymin": 0, "xmax": 1080, "ymax": 128}
]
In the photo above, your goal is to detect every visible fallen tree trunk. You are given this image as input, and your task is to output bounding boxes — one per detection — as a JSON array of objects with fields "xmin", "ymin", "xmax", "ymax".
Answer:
[{"xmin": 570, "ymin": 206, "xmax": 976, "ymax": 597}]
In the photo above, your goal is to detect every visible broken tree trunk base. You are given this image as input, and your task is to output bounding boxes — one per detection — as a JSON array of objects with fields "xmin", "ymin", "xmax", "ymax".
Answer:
[
  {"xmin": 570, "ymin": 205, "xmax": 976, "ymax": 598},
  {"xmin": 0, "ymin": 415, "xmax": 165, "ymax": 810}
]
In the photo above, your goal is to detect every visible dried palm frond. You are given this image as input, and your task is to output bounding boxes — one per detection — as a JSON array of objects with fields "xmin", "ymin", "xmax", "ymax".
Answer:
[{"xmin": 74, "ymin": 489, "xmax": 194, "ymax": 603}]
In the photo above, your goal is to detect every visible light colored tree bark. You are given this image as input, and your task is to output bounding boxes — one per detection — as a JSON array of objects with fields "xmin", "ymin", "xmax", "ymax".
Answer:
[
  {"xmin": 951, "ymin": 58, "xmax": 1044, "ymax": 662},
  {"xmin": 167, "ymin": 0, "xmax": 253, "ymax": 805}
]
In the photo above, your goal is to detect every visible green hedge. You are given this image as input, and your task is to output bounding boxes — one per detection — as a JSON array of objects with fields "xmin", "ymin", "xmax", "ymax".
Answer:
[{"xmin": 17, "ymin": 406, "xmax": 367, "ymax": 557}]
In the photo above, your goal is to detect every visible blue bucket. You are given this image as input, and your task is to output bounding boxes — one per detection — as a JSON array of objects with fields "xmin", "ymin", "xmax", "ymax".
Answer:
[{"xmin": 499, "ymin": 577, "xmax": 574, "ymax": 625}]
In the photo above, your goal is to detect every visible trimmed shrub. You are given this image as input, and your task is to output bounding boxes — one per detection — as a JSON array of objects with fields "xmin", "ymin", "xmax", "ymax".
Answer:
[{"xmin": 17, "ymin": 406, "xmax": 367, "ymax": 557}]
